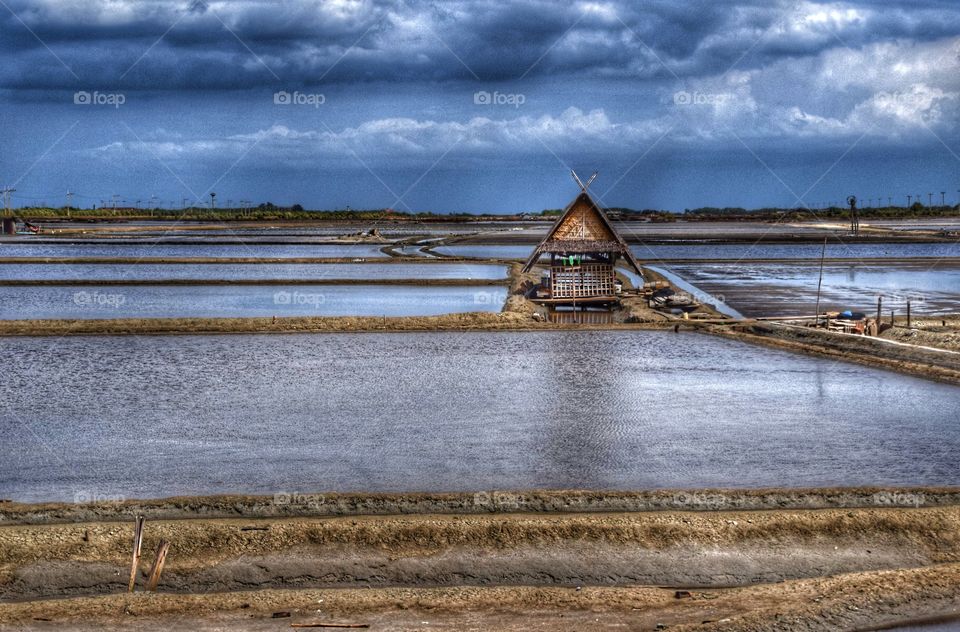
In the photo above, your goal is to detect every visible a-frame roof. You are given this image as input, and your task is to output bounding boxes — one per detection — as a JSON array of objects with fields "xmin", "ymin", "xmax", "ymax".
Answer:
[{"xmin": 522, "ymin": 189, "xmax": 643, "ymax": 274}]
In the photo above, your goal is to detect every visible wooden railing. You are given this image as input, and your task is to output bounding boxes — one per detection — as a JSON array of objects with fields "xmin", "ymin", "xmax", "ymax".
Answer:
[{"xmin": 550, "ymin": 264, "xmax": 615, "ymax": 298}]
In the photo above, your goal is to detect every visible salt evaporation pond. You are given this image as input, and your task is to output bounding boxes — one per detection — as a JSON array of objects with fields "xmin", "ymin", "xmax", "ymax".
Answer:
[
  {"xmin": 1, "ymin": 331, "xmax": 958, "ymax": 502},
  {"xmin": 0, "ymin": 285, "xmax": 507, "ymax": 320},
  {"xmin": 0, "ymin": 243, "xmax": 388, "ymax": 259},
  {"xmin": 0, "ymin": 262, "xmax": 508, "ymax": 282},
  {"xmin": 664, "ymin": 262, "xmax": 960, "ymax": 317}
]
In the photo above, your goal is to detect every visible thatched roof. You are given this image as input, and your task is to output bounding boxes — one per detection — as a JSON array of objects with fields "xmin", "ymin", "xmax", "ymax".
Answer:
[{"xmin": 522, "ymin": 190, "xmax": 642, "ymax": 273}]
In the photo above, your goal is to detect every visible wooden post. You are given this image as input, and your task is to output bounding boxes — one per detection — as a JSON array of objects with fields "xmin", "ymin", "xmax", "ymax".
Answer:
[
  {"xmin": 145, "ymin": 540, "xmax": 171, "ymax": 592},
  {"xmin": 907, "ymin": 300, "xmax": 911, "ymax": 328},
  {"xmin": 127, "ymin": 515, "xmax": 145, "ymax": 593},
  {"xmin": 876, "ymin": 296, "xmax": 882, "ymax": 329},
  {"xmin": 890, "ymin": 310, "xmax": 895, "ymax": 326},
  {"xmin": 814, "ymin": 237, "xmax": 826, "ymax": 327}
]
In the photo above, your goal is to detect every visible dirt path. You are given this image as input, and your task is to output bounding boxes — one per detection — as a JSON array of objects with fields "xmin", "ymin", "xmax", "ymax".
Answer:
[{"xmin": 2, "ymin": 489, "xmax": 960, "ymax": 630}]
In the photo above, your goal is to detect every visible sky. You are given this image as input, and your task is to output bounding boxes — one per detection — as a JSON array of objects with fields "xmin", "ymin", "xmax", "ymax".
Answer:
[{"xmin": 1, "ymin": 0, "xmax": 959, "ymax": 213}]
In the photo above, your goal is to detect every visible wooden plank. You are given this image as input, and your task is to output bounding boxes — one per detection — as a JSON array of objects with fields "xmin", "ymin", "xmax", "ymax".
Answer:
[
  {"xmin": 127, "ymin": 515, "xmax": 145, "ymax": 593},
  {"xmin": 145, "ymin": 539, "xmax": 171, "ymax": 592}
]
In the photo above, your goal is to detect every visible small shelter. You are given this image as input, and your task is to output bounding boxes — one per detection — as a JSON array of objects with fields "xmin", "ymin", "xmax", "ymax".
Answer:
[{"xmin": 523, "ymin": 172, "xmax": 642, "ymax": 303}]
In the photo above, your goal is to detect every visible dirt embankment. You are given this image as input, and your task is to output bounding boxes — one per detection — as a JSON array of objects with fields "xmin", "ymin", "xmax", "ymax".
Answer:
[
  {"xmin": 2, "ymin": 489, "xmax": 960, "ymax": 631},
  {"xmin": 879, "ymin": 316, "xmax": 960, "ymax": 353},
  {"xmin": 503, "ymin": 263, "xmax": 542, "ymax": 315},
  {"xmin": 0, "ymin": 312, "xmax": 553, "ymax": 337},
  {"xmin": 711, "ymin": 320, "xmax": 960, "ymax": 384},
  {"xmin": 5, "ymin": 488, "xmax": 956, "ymax": 526},
  {"xmin": 7, "ymin": 506, "xmax": 957, "ymax": 599},
  {"xmin": 4, "ymin": 568, "xmax": 960, "ymax": 631}
]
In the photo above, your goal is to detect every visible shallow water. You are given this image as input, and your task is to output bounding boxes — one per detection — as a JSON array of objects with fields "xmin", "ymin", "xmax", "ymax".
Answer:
[
  {"xmin": 0, "ymin": 263, "xmax": 508, "ymax": 282},
  {"xmin": 1, "ymin": 331, "xmax": 958, "ymax": 502},
  {"xmin": 433, "ymin": 242, "xmax": 960, "ymax": 261},
  {"xmin": 0, "ymin": 243, "xmax": 388, "ymax": 259},
  {"xmin": 666, "ymin": 262, "xmax": 960, "ymax": 317},
  {"xmin": 0, "ymin": 285, "xmax": 506, "ymax": 319}
]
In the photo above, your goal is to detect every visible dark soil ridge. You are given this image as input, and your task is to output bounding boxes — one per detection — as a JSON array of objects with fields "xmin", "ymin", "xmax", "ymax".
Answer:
[{"xmin": 2, "ymin": 487, "xmax": 956, "ymax": 526}]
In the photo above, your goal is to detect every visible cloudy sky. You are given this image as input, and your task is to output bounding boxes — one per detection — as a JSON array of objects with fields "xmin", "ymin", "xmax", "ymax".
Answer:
[{"xmin": 1, "ymin": 0, "xmax": 958, "ymax": 213}]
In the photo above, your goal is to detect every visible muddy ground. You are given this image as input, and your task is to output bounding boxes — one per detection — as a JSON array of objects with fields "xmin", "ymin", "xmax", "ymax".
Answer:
[
  {"xmin": 710, "ymin": 320, "xmax": 960, "ymax": 385},
  {"xmin": 2, "ymin": 489, "xmax": 960, "ymax": 631},
  {"xmin": 880, "ymin": 316, "xmax": 960, "ymax": 353}
]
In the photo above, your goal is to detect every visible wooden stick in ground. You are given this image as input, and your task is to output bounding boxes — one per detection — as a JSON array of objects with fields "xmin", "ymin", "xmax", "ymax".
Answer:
[
  {"xmin": 290, "ymin": 624, "xmax": 370, "ymax": 629},
  {"xmin": 127, "ymin": 515, "xmax": 145, "ymax": 593},
  {"xmin": 144, "ymin": 539, "xmax": 171, "ymax": 592}
]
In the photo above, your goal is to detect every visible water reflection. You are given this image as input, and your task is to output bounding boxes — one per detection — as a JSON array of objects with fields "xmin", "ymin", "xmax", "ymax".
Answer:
[{"xmin": 2, "ymin": 331, "xmax": 957, "ymax": 502}]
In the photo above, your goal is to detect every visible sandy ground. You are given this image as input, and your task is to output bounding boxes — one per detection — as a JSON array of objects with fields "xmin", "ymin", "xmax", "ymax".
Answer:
[
  {"xmin": 2, "ymin": 489, "xmax": 960, "ymax": 631},
  {"xmin": 880, "ymin": 316, "xmax": 960, "ymax": 352},
  {"xmin": 2, "ymin": 571, "xmax": 960, "ymax": 631},
  {"xmin": 710, "ymin": 320, "xmax": 960, "ymax": 385}
]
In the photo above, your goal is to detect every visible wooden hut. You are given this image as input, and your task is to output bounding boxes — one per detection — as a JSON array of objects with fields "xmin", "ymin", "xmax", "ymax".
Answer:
[{"xmin": 523, "ymin": 172, "xmax": 642, "ymax": 304}]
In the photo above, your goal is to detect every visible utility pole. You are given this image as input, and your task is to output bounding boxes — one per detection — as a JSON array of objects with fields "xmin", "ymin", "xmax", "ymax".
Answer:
[
  {"xmin": 847, "ymin": 195, "xmax": 859, "ymax": 235},
  {"xmin": 941, "ymin": 192, "xmax": 946, "ymax": 207},
  {"xmin": 1, "ymin": 186, "xmax": 14, "ymax": 216},
  {"xmin": 66, "ymin": 191, "xmax": 73, "ymax": 217},
  {"xmin": 0, "ymin": 186, "xmax": 14, "ymax": 234},
  {"xmin": 907, "ymin": 195, "xmax": 912, "ymax": 206},
  {"xmin": 112, "ymin": 194, "xmax": 119, "ymax": 209},
  {"xmin": 928, "ymin": 193, "xmax": 933, "ymax": 206}
]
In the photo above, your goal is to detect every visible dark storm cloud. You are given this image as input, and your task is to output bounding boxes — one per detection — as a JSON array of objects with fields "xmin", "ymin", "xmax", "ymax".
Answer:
[{"xmin": 3, "ymin": 0, "xmax": 959, "ymax": 91}]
